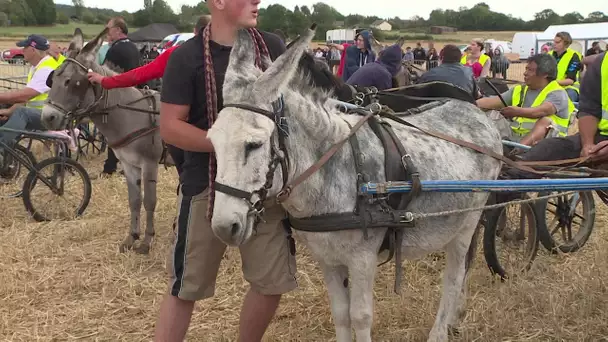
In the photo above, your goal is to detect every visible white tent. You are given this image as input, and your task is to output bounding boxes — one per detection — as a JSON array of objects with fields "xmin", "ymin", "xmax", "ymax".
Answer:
[{"xmin": 536, "ymin": 22, "xmax": 608, "ymax": 54}]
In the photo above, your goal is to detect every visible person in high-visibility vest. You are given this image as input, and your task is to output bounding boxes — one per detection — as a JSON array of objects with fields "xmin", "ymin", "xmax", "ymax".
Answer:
[
  {"xmin": 477, "ymin": 53, "xmax": 574, "ymax": 146},
  {"xmin": 505, "ymin": 51, "xmax": 608, "ymax": 179},
  {"xmin": 550, "ymin": 31, "xmax": 583, "ymax": 103},
  {"xmin": 0, "ymin": 35, "xmax": 59, "ymax": 166},
  {"xmin": 461, "ymin": 38, "xmax": 491, "ymax": 78}
]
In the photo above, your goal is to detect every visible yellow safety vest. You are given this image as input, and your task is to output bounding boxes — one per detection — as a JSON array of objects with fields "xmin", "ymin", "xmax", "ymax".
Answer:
[
  {"xmin": 461, "ymin": 53, "xmax": 490, "ymax": 68},
  {"xmin": 553, "ymin": 48, "xmax": 582, "ymax": 93},
  {"xmin": 26, "ymin": 56, "xmax": 60, "ymax": 109},
  {"xmin": 510, "ymin": 80, "xmax": 573, "ymax": 137},
  {"xmin": 55, "ymin": 54, "xmax": 66, "ymax": 65},
  {"xmin": 598, "ymin": 53, "xmax": 608, "ymax": 135}
]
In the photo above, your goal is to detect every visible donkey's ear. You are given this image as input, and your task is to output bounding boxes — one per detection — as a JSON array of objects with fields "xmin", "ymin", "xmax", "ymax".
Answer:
[
  {"xmin": 252, "ymin": 24, "xmax": 317, "ymax": 99},
  {"xmin": 370, "ymin": 36, "xmax": 384, "ymax": 57},
  {"xmin": 395, "ymin": 36, "xmax": 406, "ymax": 48},
  {"xmin": 227, "ymin": 29, "xmax": 258, "ymax": 75},
  {"xmin": 68, "ymin": 28, "xmax": 84, "ymax": 56},
  {"xmin": 80, "ymin": 27, "xmax": 108, "ymax": 63}
]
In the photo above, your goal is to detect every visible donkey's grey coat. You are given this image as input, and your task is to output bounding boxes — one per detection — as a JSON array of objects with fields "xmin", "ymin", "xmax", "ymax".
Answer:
[
  {"xmin": 208, "ymin": 28, "xmax": 503, "ymax": 342},
  {"xmin": 40, "ymin": 29, "xmax": 163, "ymax": 254}
]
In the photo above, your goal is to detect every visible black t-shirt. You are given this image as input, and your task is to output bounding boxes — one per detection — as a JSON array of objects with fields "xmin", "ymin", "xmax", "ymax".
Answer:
[
  {"xmin": 161, "ymin": 30, "xmax": 286, "ymax": 196},
  {"xmin": 552, "ymin": 50, "xmax": 582, "ymax": 81},
  {"xmin": 578, "ymin": 52, "xmax": 605, "ymax": 120},
  {"xmin": 104, "ymin": 38, "xmax": 141, "ymax": 72}
]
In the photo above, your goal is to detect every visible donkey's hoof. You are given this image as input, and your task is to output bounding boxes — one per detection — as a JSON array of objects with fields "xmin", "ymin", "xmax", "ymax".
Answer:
[
  {"xmin": 134, "ymin": 243, "xmax": 150, "ymax": 255},
  {"xmin": 119, "ymin": 243, "xmax": 133, "ymax": 253},
  {"xmin": 448, "ymin": 325, "xmax": 460, "ymax": 337}
]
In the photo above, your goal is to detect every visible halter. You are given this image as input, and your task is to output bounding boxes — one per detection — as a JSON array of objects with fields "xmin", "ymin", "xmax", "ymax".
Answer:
[
  {"xmin": 46, "ymin": 57, "xmax": 108, "ymax": 121},
  {"xmin": 213, "ymin": 95, "xmax": 290, "ymax": 227}
]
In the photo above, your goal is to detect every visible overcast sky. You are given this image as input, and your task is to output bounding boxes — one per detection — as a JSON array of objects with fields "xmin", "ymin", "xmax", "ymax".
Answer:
[{"xmin": 54, "ymin": 0, "xmax": 605, "ymax": 22}]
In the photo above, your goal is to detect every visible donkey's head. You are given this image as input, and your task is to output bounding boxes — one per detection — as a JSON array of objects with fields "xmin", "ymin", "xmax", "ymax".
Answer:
[
  {"xmin": 207, "ymin": 25, "xmax": 316, "ymax": 246},
  {"xmin": 41, "ymin": 28, "xmax": 107, "ymax": 130}
]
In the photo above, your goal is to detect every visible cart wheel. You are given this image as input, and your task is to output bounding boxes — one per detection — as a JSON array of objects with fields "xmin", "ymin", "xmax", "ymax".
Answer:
[
  {"xmin": 0, "ymin": 144, "xmax": 37, "ymax": 199},
  {"xmin": 483, "ymin": 195, "xmax": 539, "ymax": 280},
  {"xmin": 534, "ymin": 191, "xmax": 595, "ymax": 254},
  {"xmin": 22, "ymin": 157, "xmax": 92, "ymax": 222}
]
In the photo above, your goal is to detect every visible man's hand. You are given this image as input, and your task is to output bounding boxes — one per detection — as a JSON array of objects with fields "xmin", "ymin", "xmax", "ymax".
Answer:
[
  {"xmin": 500, "ymin": 106, "xmax": 521, "ymax": 118},
  {"xmin": 581, "ymin": 143, "xmax": 595, "ymax": 158},
  {"xmin": 0, "ymin": 108, "xmax": 12, "ymax": 120},
  {"xmin": 87, "ymin": 72, "xmax": 105, "ymax": 84},
  {"xmin": 588, "ymin": 140, "xmax": 608, "ymax": 162}
]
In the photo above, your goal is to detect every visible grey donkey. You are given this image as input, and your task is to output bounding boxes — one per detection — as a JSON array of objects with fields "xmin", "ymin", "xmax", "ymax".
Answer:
[
  {"xmin": 40, "ymin": 28, "xmax": 163, "ymax": 255},
  {"xmin": 207, "ymin": 27, "xmax": 503, "ymax": 342}
]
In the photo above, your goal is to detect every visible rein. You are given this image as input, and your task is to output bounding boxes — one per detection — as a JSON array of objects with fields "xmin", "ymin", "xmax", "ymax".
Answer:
[{"xmin": 214, "ymin": 91, "xmax": 592, "ymax": 225}]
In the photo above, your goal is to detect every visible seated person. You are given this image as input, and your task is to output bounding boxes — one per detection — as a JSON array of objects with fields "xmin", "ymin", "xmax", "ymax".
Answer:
[
  {"xmin": 506, "ymin": 52, "xmax": 608, "ymax": 179},
  {"xmin": 416, "ymin": 44, "xmax": 480, "ymax": 99},
  {"xmin": 477, "ymin": 53, "xmax": 574, "ymax": 147},
  {"xmin": 345, "ymin": 43, "xmax": 403, "ymax": 91},
  {"xmin": 0, "ymin": 35, "xmax": 59, "ymax": 164}
]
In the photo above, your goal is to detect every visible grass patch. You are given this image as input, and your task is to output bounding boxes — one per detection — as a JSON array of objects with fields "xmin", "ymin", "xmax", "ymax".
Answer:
[{"xmin": 0, "ymin": 23, "xmax": 135, "ymax": 40}]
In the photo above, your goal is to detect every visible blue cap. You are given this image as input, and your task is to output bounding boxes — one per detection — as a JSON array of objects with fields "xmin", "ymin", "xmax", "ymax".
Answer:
[{"xmin": 16, "ymin": 34, "xmax": 50, "ymax": 51}]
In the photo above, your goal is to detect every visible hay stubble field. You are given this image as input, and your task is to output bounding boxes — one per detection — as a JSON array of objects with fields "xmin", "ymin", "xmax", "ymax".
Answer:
[
  {"xmin": 2, "ymin": 151, "xmax": 608, "ymax": 341},
  {"xmin": 0, "ymin": 28, "xmax": 606, "ymax": 341}
]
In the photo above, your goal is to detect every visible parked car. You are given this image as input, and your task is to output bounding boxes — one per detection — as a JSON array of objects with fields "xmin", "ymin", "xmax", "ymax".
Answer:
[
  {"xmin": 158, "ymin": 33, "xmax": 195, "ymax": 53},
  {"xmin": 2, "ymin": 48, "xmax": 25, "ymax": 64}
]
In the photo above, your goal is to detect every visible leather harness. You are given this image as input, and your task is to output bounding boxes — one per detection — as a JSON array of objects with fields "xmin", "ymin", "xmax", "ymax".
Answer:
[
  {"xmin": 46, "ymin": 57, "xmax": 170, "ymax": 165},
  {"xmin": 214, "ymin": 81, "xmax": 601, "ymax": 293}
]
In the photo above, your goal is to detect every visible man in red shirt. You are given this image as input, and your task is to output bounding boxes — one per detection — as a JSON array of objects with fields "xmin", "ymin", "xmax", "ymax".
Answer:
[{"xmin": 87, "ymin": 15, "xmax": 210, "ymax": 175}]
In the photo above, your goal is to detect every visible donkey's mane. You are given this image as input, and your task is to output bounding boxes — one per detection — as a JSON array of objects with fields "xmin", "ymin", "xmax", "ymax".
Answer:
[{"xmin": 296, "ymin": 52, "xmax": 353, "ymax": 102}]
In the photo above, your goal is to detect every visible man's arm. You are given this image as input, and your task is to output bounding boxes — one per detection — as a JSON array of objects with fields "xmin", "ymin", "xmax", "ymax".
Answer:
[
  {"xmin": 505, "ymin": 102, "xmax": 556, "ymax": 119},
  {"xmin": 479, "ymin": 57, "xmax": 491, "ymax": 78},
  {"xmin": 578, "ymin": 53, "xmax": 603, "ymax": 149},
  {"xmin": 159, "ymin": 49, "xmax": 213, "ymax": 153},
  {"xmin": 476, "ymin": 88, "xmax": 513, "ymax": 109},
  {"xmin": 0, "ymin": 88, "xmax": 39, "ymax": 104},
  {"xmin": 0, "ymin": 65, "xmax": 53, "ymax": 104},
  {"xmin": 99, "ymin": 46, "xmax": 174, "ymax": 89}
]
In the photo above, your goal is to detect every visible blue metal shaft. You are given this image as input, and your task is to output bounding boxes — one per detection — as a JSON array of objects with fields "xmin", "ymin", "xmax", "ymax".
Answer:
[
  {"xmin": 501, "ymin": 140, "xmax": 531, "ymax": 150},
  {"xmin": 360, "ymin": 178, "xmax": 608, "ymax": 194}
]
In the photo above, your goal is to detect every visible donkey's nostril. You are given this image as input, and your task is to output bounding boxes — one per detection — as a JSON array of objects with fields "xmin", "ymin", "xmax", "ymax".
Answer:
[
  {"xmin": 231, "ymin": 222, "xmax": 241, "ymax": 237},
  {"xmin": 49, "ymin": 114, "xmax": 56, "ymax": 122}
]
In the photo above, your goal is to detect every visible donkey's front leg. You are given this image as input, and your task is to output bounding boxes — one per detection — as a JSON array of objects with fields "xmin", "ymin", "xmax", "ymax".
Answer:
[
  {"xmin": 349, "ymin": 252, "xmax": 379, "ymax": 342},
  {"xmin": 135, "ymin": 161, "xmax": 158, "ymax": 254},
  {"xmin": 427, "ymin": 225, "xmax": 475, "ymax": 342},
  {"xmin": 119, "ymin": 164, "xmax": 142, "ymax": 253},
  {"xmin": 319, "ymin": 262, "xmax": 351, "ymax": 342}
]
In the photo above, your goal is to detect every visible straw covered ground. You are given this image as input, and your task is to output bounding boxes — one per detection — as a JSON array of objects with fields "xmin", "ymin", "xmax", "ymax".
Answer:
[{"xmin": 2, "ymin": 152, "xmax": 608, "ymax": 341}]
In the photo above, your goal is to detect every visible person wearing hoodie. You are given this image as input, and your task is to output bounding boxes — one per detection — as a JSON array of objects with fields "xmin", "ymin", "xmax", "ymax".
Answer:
[
  {"xmin": 341, "ymin": 30, "xmax": 376, "ymax": 81},
  {"xmin": 345, "ymin": 43, "xmax": 402, "ymax": 90}
]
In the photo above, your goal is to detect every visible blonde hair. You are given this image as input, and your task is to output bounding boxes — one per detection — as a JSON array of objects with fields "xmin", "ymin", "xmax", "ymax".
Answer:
[
  {"xmin": 472, "ymin": 38, "xmax": 485, "ymax": 50},
  {"xmin": 555, "ymin": 31, "xmax": 572, "ymax": 46}
]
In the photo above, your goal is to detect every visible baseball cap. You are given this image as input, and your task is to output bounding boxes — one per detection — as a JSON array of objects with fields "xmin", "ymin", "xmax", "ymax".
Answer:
[{"xmin": 16, "ymin": 34, "xmax": 50, "ymax": 51}]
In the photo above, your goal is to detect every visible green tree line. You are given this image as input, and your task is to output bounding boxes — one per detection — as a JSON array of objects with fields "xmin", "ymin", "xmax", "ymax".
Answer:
[{"xmin": 0, "ymin": 0, "xmax": 606, "ymax": 41}]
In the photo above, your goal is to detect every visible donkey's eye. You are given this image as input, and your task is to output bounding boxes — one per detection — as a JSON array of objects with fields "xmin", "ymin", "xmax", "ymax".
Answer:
[{"xmin": 244, "ymin": 142, "xmax": 263, "ymax": 158}]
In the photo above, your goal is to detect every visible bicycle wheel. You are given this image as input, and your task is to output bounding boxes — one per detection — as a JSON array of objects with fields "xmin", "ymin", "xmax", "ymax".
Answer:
[
  {"xmin": 22, "ymin": 157, "xmax": 92, "ymax": 222},
  {"xmin": 535, "ymin": 191, "xmax": 595, "ymax": 254},
  {"xmin": 483, "ymin": 195, "xmax": 539, "ymax": 280},
  {"xmin": 0, "ymin": 144, "xmax": 37, "ymax": 199}
]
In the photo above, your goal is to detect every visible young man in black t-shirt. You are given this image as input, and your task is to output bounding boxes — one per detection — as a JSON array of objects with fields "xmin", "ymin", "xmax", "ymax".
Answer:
[{"xmin": 154, "ymin": 0, "xmax": 293, "ymax": 340}]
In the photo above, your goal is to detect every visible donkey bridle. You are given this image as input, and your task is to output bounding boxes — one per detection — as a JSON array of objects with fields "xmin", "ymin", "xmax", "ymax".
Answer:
[
  {"xmin": 214, "ymin": 96, "xmax": 290, "ymax": 225},
  {"xmin": 46, "ymin": 57, "xmax": 108, "ymax": 120}
]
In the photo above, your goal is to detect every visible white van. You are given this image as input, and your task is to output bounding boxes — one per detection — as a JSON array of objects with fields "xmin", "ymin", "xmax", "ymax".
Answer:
[
  {"xmin": 485, "ymin": 39, "xmax": 512, "ymax": 54},
  {"xmin": 158, "ymin": 33, "xmax": 195, "ymax": 53},
  {"xmin": 511, "ymin": 32, "xmax": 541, "ymax": 60}
]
